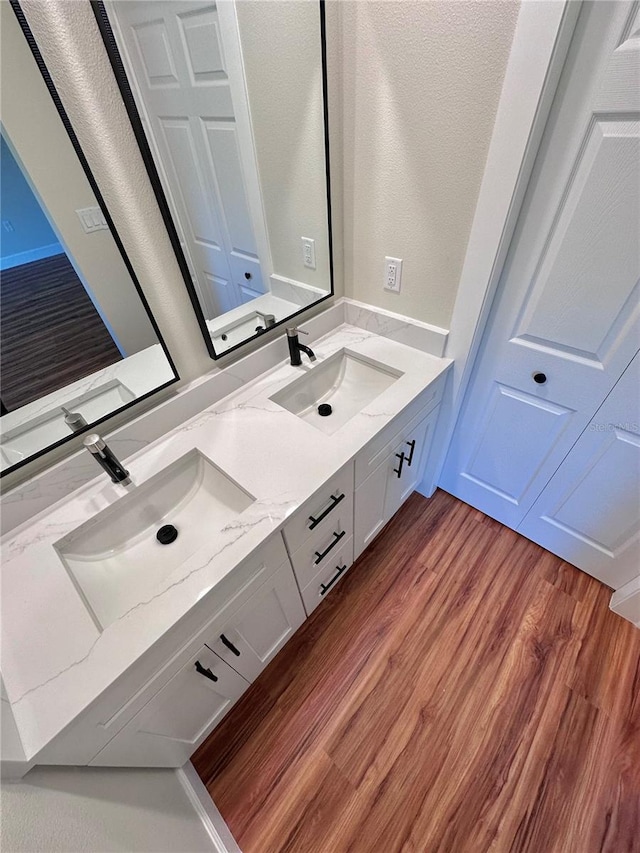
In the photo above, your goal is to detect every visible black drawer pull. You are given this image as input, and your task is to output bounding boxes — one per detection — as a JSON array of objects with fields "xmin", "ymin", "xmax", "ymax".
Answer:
[
  {"xmin": 220, "ymin": 634, "xmax": 240, "ymax": 656},
  {"xmin": 308, "ymin": 492, "xmax": 345, "ymax": 529},
  {"xmin": 405, "ymin": 439, "xmax": 416, "ymax": 466},
  {"xmin": 194, "ymin": 660, "xmax": 218, "ymax": 682},
  {"xmin": 393, "ymin": 452, "xmax": 405, "ymax": 478},
  {"xmin": 314, "ymin": 530, "xmax": 346, "ymax": 564},
  {"xmin": 320, "ymin": 564, "xmax": 348, "ymax": 596}
]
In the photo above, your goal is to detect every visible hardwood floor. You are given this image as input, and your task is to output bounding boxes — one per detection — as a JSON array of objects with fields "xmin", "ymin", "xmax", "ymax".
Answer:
[
  {"xmin": 0, "ymin": 254, "xmax": 122, "ymax": 411},
  {"xmin": 192, "ymin": 490, "xmax": 640, "ymax": 853}
]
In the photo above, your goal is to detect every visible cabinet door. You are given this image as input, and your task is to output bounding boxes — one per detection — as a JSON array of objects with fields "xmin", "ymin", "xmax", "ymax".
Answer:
[
  {"xmin": 205, "ymin": 561, "xmax": 305, "ymax": 681},
  {"xmin": 384, "ymin": 407, "xmax": 438, "ymax": 520},
  {"xmin": 354, "ymin": 459, "xmax": 391, "ymax": 559},
  {"xmin": 89, "ymin": 647, "xmax": 249, "ymax": 767},
  {"xmin": 354, "ymin": 407, "xmax": 439, "ymax": 559}
]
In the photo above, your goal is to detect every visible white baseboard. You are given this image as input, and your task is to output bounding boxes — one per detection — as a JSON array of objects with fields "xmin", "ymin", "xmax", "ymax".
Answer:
[
  {"xmin": 610, "ymin": 576, "xmax": 640, "ymax": 628},
  {"xmin": 177, "ymin": 762, "xmax": 242, "ymax": 853}
]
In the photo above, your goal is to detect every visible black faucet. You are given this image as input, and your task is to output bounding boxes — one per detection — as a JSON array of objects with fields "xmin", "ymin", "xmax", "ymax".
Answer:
[
  {"xmin": 286, "ymin": 327, "xmax": 316, "ymax": 366},
  {"xmin": 83, "ymin": 434, "xmax": 131, "ymax": 485}
]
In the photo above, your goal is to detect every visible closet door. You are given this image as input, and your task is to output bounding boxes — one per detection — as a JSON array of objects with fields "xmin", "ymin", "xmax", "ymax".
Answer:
[
  {"xmin": 441, "ymin": 1, "xmax": 640, "ymax": 529},
  {"xmin": 517, "ymin": 352, "xmax": 640, "ymax": 590}
]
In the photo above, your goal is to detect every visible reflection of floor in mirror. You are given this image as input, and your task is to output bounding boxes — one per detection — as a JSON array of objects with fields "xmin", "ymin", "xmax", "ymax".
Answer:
[{"xmin": 0, "ymin": 253, "xmax": 122, "ymax": 411}]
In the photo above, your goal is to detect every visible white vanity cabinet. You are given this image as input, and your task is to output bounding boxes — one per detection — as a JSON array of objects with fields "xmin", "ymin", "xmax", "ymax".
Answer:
[
  {"xmin": 354, "ymin": 404, "xmax": 440, "ymax": 559},
  {"xmin": 89, "ymin": 559, "xmax": 304, "ymax": 767},
  {"xmin": 89, "ymin": 646, "xmax": 249, "ymax": 768}
]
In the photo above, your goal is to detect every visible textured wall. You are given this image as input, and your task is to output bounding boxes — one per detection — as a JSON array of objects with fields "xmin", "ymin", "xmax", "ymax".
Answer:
[
  {"xmin": 18, "ymin": 0, "xmax": 214, "ymax": 382},
  {"xmin": 341, "ymin": 0, "xmax": 520, "ymax": 328},
  {"xmin": 1, "ymin": 2, "xmax": 157, "ymax": 355},
  {"xmin": 0, "ymin": 767, "xmax": 214, "ymax": 852}
]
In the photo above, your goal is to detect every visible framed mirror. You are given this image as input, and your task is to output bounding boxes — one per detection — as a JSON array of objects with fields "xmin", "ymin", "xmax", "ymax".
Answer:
[
  {"xmin": 93, "ymin": 0, "xmax": 333, "ymax": 359},
  {"xmin": 0, "ymin": 2, "xmax": 179, "ymax": 476}
]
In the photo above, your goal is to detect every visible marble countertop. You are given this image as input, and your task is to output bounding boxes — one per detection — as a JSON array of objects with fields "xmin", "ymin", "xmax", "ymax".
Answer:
[{"xmin": 0, "ymin": 324, "xmax": 451, "ymax": 760}]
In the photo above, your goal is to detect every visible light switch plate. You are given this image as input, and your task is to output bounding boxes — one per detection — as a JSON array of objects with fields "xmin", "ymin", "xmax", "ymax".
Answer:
[{"xmin": 76, "ymin": 207, "xmax": 108, "ymax": 234}]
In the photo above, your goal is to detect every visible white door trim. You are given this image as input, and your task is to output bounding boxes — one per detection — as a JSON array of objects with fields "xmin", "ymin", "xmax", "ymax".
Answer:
[{"xmin": 430, "ymin": 0, "xmax": 582, "ymax": 490}]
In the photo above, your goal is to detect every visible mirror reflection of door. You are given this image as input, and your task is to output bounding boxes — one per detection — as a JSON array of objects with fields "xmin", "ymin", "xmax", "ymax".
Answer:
[
  {"xmin": 0, "ymin": 131, "xmax": 123, "ymax": 412},
  {"xmin": 108, "ymin": 0, "xmax": 268, "ymax": 322},
  {"xmin": 100, "ymin": 0, "xmax": 332, "ymax": 358}
]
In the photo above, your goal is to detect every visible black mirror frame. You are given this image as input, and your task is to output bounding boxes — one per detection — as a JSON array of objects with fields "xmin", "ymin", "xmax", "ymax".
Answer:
[
  {"xmin": 91, "ymin": 0, "xmax": 334, "ymax": 361},
  {"xmin": 2, "ymin": 2, "xmax": 180, "ymax": 479}
]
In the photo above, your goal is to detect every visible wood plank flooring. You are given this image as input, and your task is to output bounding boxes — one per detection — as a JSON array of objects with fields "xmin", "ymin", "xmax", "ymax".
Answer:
[
  {"xmin": 192, "ymin": 490, "xmax": 640, "ymax": 853},
  {"xmin": 0, "ymin": 254, "xmax": 122, "ymax": 411}
]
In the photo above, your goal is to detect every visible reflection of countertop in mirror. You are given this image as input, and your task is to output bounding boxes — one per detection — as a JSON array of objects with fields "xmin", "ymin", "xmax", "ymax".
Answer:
[
  {"xmin": 205, "ymin": 287, "xmax": 326, "ymax": 354},
  {"xmin": 0, "ymin": 345, "xmax": 175, "ymax": 469},
  {"xmin": 1, "ymin": 324, "xmax": 451, "ymax": 761}
]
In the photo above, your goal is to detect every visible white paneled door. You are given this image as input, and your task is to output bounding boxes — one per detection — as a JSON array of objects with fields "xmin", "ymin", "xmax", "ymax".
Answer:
[
  {"xmin": 441, "ymin": 2, "xmax": 640, "ymax": 558},
  {"xmin": 518, "ymin": 353, "xmax": 640, "ymax": 590},
  {"xmin": 110, "ymin": 0, "xmax": 268, "ymax": 318}
]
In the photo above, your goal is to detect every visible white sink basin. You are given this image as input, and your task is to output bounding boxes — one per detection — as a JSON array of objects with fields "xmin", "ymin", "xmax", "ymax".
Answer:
[
  {"xmin": 55, "ymin": 449, "xmax": 255, "ymax": 630},
  {"xmin": 270, "ymin": 349, "xmax": 403, "ymax": 435}
]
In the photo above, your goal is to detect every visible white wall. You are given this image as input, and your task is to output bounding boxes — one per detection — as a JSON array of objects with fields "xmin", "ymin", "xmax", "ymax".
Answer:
[
  {"xmin": 236, "ymin": 0, "xmax": 331, "ymax": 292},
  {"xmin": 0, "ymin": 767, "xmax": 215, "ymax": 853},
  {"xmin": 341, "ymin": 0, "xmax": 520, "ymax": 329}
]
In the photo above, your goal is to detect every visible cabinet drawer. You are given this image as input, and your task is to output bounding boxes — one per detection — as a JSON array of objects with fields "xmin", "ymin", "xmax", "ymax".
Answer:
[
  {"xmin": 300, "ymin": 536, "xmax": 354, "ymax": 615},
  {"xmin": 289, "ymin": 500, "xmax": 353, "ymax": 589},
  {"xmin": 355, "ymin": 377, "xmax": 445, "ymax": 488},
  {"xmin": 282, "ymin": 463, "xmax": 354, "ymax": 554}
]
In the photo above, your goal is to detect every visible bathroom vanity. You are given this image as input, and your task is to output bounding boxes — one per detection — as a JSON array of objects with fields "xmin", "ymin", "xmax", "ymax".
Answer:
[{"xmin": 1, "ymin": 325, "xmax": 451, "ymax": 773}]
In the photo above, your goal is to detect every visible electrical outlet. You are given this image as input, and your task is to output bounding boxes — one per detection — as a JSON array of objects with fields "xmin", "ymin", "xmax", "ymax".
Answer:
[
  {"xmin": 384, "ymin": 257, "xmax": 402, "ymax": 293},
  {"xmin": 302, "ymin": 237, "xmax": 316, "ymax": 270}
]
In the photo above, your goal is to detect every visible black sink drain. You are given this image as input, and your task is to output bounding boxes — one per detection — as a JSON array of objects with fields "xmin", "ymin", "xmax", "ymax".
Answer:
[
  {"xmin": 318, "ymin": 403, "xmax": 333, "ymax": 417},
  {"xmin": 157, "ymin": 524, "xmax": 178, "ymax": 545}
]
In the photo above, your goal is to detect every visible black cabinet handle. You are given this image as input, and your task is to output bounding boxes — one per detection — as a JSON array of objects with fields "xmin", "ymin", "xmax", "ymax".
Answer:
[
  {"xmin": 220, "ymin": 634, "xmax": 240, "ymax": 656},
  {"xmin": 320, "ymin": 564, "xmax": 348, "ymax": 596},
  {"xmin": 405, "ymin": 439, "xmax": 416, "ymax": 466},
  {"xmin": 394, "ymin": 452, "xmax": 406, "ymax": 478},
  {"xmin": 308, "ymin": 492, "xmax": 345, "ymax": 529},
  {"xmin": 533, "ymin": 372, "xmax": 547, "ymax": 384},
  {"xmin": 194, "ymin": 660, "xmax": 218, "ymax": 682},
  {"xmin": 314, "ymin": 530, "xmax": 346, "ymax": 564}
]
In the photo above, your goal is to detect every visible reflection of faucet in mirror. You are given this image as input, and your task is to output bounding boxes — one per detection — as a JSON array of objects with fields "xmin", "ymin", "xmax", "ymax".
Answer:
[
  {"xmin": 286, "ymin": 327, "xmax": 316, "ymax": 367},
  {"xmin": 83, "ymin": 434, "xmax": 131, "ymax": 486},
  {"xmin": 255, "ymin": 314, "xmax": 276, "ymax": 335},
  {"xmin": 62, "ymin": 407, "xmax": 88, "ymax": 434}
]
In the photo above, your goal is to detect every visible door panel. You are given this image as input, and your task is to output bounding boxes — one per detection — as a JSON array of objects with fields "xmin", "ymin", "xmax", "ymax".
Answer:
[
  {"xmin": 111, "ymin": 0, "xmax": 267, "ymax": 319},
  {"xmin": 518, "ymin": 352, "xmax": 640, "ymax": 589},
  {"xmin": 441, "ymin": 2, "xmax": 640, "ymax": 530},
  {"xmin": 461, "ymin": 384, "xmax": 574, "ymax": 504}
]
